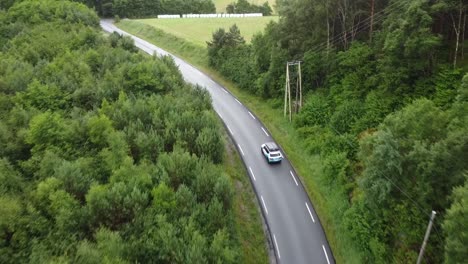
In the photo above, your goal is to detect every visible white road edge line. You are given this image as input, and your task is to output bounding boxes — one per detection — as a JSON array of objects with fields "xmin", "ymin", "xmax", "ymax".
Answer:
[
  {"xmin": 322, "ymin": 245, "xmax": 331, "ymax": 264},
  {"xmin": 274, "ymin": 234, "xmax": 281, "ymax": 259},
  {"xmin": 238, "ymin": 144, "xmax": 245, "ymax": 156},
  {"xmin": 305, "ymin": 202, "xmax": 316, "ymax": 223},
  {"xmin": 249, "ymin": 167, "xmax": 256, "ymax": 181},
  {"xmin": 290, "ymin": 171, "xmax": 299, "ymax": 186},
  {"xmin": 248, "ymin": 111, "xmax": 256, "ymax": 120},
  {"xmin": 222, "ymin": 88, "xmax": 228, "ymax": 94},
  {"xmin": 210, "ymin": 79, "xmax": 216, "ymax": 84},
  {"xmin": 218, "ymin": 113, "xmax": 223, "ymax": 119},
  {"xmin": 235, "ymin": 98, "xmax": 242, "ymax": 105},
  {"xmin": 261, "ymin": 127, "xmax": 269, "ymax": 137},
  {"xmin": 227, "ymin": 125, "xmax": 234, "ymax": 135},
  {"xmin": 261, "ymin": 196, "xmax": 268, "ymax": 215}
]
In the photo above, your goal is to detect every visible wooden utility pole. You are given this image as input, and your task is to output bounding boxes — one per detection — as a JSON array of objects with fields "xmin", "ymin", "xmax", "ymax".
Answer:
[
  {"xmin": 284, "ymin": 61, "xmax": 302, "ymax": 122},
  {"xmin": 298, "ymin": 61, "xmax": 302, "ymax": 110},
  {"xmin": 284, "ymin": 64, "xmax": 291, "ymax": 121},
  {"xmin": 339, "ymin": 0, "xmax": 348, "ymax": 49},
  {"xmin": 451, "ymin": 0, "xmax": 464, "ymax": 68},
  {"xmin": 417, "ymin": 211, "xmax": 437, "ymax": 264},
  {"xmin": 369, "ymin": 0, "xmax": 375, "ymax": 42},
  {"xmin": 462, "ymin": 14, "xmax": 466, "ymax": 59}
]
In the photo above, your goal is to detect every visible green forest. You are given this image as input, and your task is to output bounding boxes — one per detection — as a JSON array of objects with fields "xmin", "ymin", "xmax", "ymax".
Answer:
[
  {"xmin": 1, "ymin": 0, "xmax": 467, "ymax": 263},
  {"xmin": 0, "ymin": 0, "xmax": 242, "ymax": 263},
  {"xmin": 207, "ymin": 0, "xmax": 468, "ymax": 263},
  {"xmin": 85, "ymin": 0, "xmax": 216, "ymax": 18},
  {"xmin": 0, "ymin": 0, "xmax": 218, "ymax": 18}
]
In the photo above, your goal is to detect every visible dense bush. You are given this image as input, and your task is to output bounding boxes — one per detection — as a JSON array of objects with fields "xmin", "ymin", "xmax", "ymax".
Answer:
[{"xmin": 0, "ymin": 1, "xmax": 238, "ymax": 262}]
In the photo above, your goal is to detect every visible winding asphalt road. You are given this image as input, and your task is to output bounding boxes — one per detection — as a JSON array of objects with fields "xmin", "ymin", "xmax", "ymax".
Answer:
[{"xmin": 101, "ymin": 20, "xmax": 335, "ymax": 264}]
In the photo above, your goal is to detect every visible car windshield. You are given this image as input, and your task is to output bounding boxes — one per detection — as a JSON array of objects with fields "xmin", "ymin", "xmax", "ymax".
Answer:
[
  {"xmin": 270, "ymin": 153, "xmax": 280, "ymax": 157},
  {"xmin": 266, "ymin": 143, "xmax": 279, "ymax": 151}
]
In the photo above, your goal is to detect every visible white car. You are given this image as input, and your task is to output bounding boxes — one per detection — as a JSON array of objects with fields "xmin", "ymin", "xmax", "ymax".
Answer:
[{"xmin": 261, "ymin": 142, "xmax": 283, "ymax": 163}]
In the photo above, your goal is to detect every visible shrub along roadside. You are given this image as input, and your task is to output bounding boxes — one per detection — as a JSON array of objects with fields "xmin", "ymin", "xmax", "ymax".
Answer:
[
  {"xmin": 222, "ymin": 133, "xmax": 269, "ymax": 264},
  {"xmin": 116, "ymin": 19, "xmax": 353, "ymax": 263},
  {"xmin": 117, "ymin": 20, "xmax": 209, "ymax": 68}
]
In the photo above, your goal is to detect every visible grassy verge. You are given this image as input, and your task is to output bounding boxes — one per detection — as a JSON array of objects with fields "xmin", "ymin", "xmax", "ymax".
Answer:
[
  {"xmin": 116, "ymin": 20, "xmax": 355, "ymax": 263},
  {"xmin": 118, "ymin": 20, "xmax": 209, "ymax": 68},
  {"xmin": 223, "ymin": 132, "xmax": 269, "ymax": 264}
]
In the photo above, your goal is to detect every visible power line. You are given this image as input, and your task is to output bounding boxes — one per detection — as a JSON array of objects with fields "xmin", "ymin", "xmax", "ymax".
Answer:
[
  {"xmin": 300, "ymin": 2, "xmax": 449, "ymax": 233},
  {"xmin": 308, "ymin": 0, "xmax": 410, "ymax": 54},
  {"xmin": 287, "ymin": 0, "xmax": 448, "ymax": 255},
  {"xmin": 310, "ymin": 0, "xmax": 409, "ymax": 52},
  {"xmin": 328, "ymin": 123, "xmax": 447, "ymax": 249}
]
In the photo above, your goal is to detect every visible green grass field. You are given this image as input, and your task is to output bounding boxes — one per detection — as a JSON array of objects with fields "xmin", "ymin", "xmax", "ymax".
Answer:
[
  {"xmin": 132, "ymin": 16, "xmax": 278, "ymax": 46},
  {"xmin": 213, "ymin": 0, "xmax": 276, "ymax": 13}
]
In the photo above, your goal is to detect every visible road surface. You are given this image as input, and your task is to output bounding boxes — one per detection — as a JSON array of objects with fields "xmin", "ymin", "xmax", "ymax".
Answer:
[{"xmin": 101, "ymin": 20, "xmax": 335, "ymax": 264}]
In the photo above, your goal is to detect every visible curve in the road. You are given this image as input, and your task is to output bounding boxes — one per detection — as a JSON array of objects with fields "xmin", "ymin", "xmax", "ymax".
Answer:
[{"xmin": 101, "ymin": 20, "xmax": 335, "ymax": 264}]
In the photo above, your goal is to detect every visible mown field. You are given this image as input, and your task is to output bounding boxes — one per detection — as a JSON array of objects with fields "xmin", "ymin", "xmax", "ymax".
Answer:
[
  {"xmin": 131, "ymin": 16, "xmax": 278, "ymax": 46},
  {"xmin": 213, "ymin": 0, "xmax": 276, "ymax": 13}
]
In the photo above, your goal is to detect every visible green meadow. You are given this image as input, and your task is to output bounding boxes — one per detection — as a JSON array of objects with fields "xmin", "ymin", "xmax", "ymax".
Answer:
[{"xmin": 131, "ymin": 16, "xmax": 278, "ymax": 46}]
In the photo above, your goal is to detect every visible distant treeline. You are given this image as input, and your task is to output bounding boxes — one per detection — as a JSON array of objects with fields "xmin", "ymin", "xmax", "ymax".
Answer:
[
  {"xmin": 226, "ymin": 0, "xmax": 272, "ymax": 16},
  {"xmin": 0, "ymin": 0, "xmax": 272, "ymax": 18},
  {"xmin": 79, "ymin": 0, "xmax": 216, "ymax": 18}
]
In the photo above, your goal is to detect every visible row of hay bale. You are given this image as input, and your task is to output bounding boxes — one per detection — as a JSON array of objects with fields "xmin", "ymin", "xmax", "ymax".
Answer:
[
  {"xmin": 157, "ymin": 14, "xmax": 181, "ymax": 19},
  {"xmin": 157, "ymin": 13, "xmax": 263, "ymax": 19}
]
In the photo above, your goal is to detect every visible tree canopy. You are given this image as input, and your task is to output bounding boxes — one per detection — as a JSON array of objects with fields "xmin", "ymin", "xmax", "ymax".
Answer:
[
  {"xmin": 0, "ymin": 1, "xmax": 238, "ymax": 263},
  {"xmin": 207, "ymin": 0, "xmax": 468, "ymax": 262}
]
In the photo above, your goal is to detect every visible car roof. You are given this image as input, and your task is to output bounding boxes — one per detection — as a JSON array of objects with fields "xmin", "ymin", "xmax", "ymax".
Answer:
[{"xmin": 265, "ymin": 142, "xmax": 279, "ymax": 151}]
